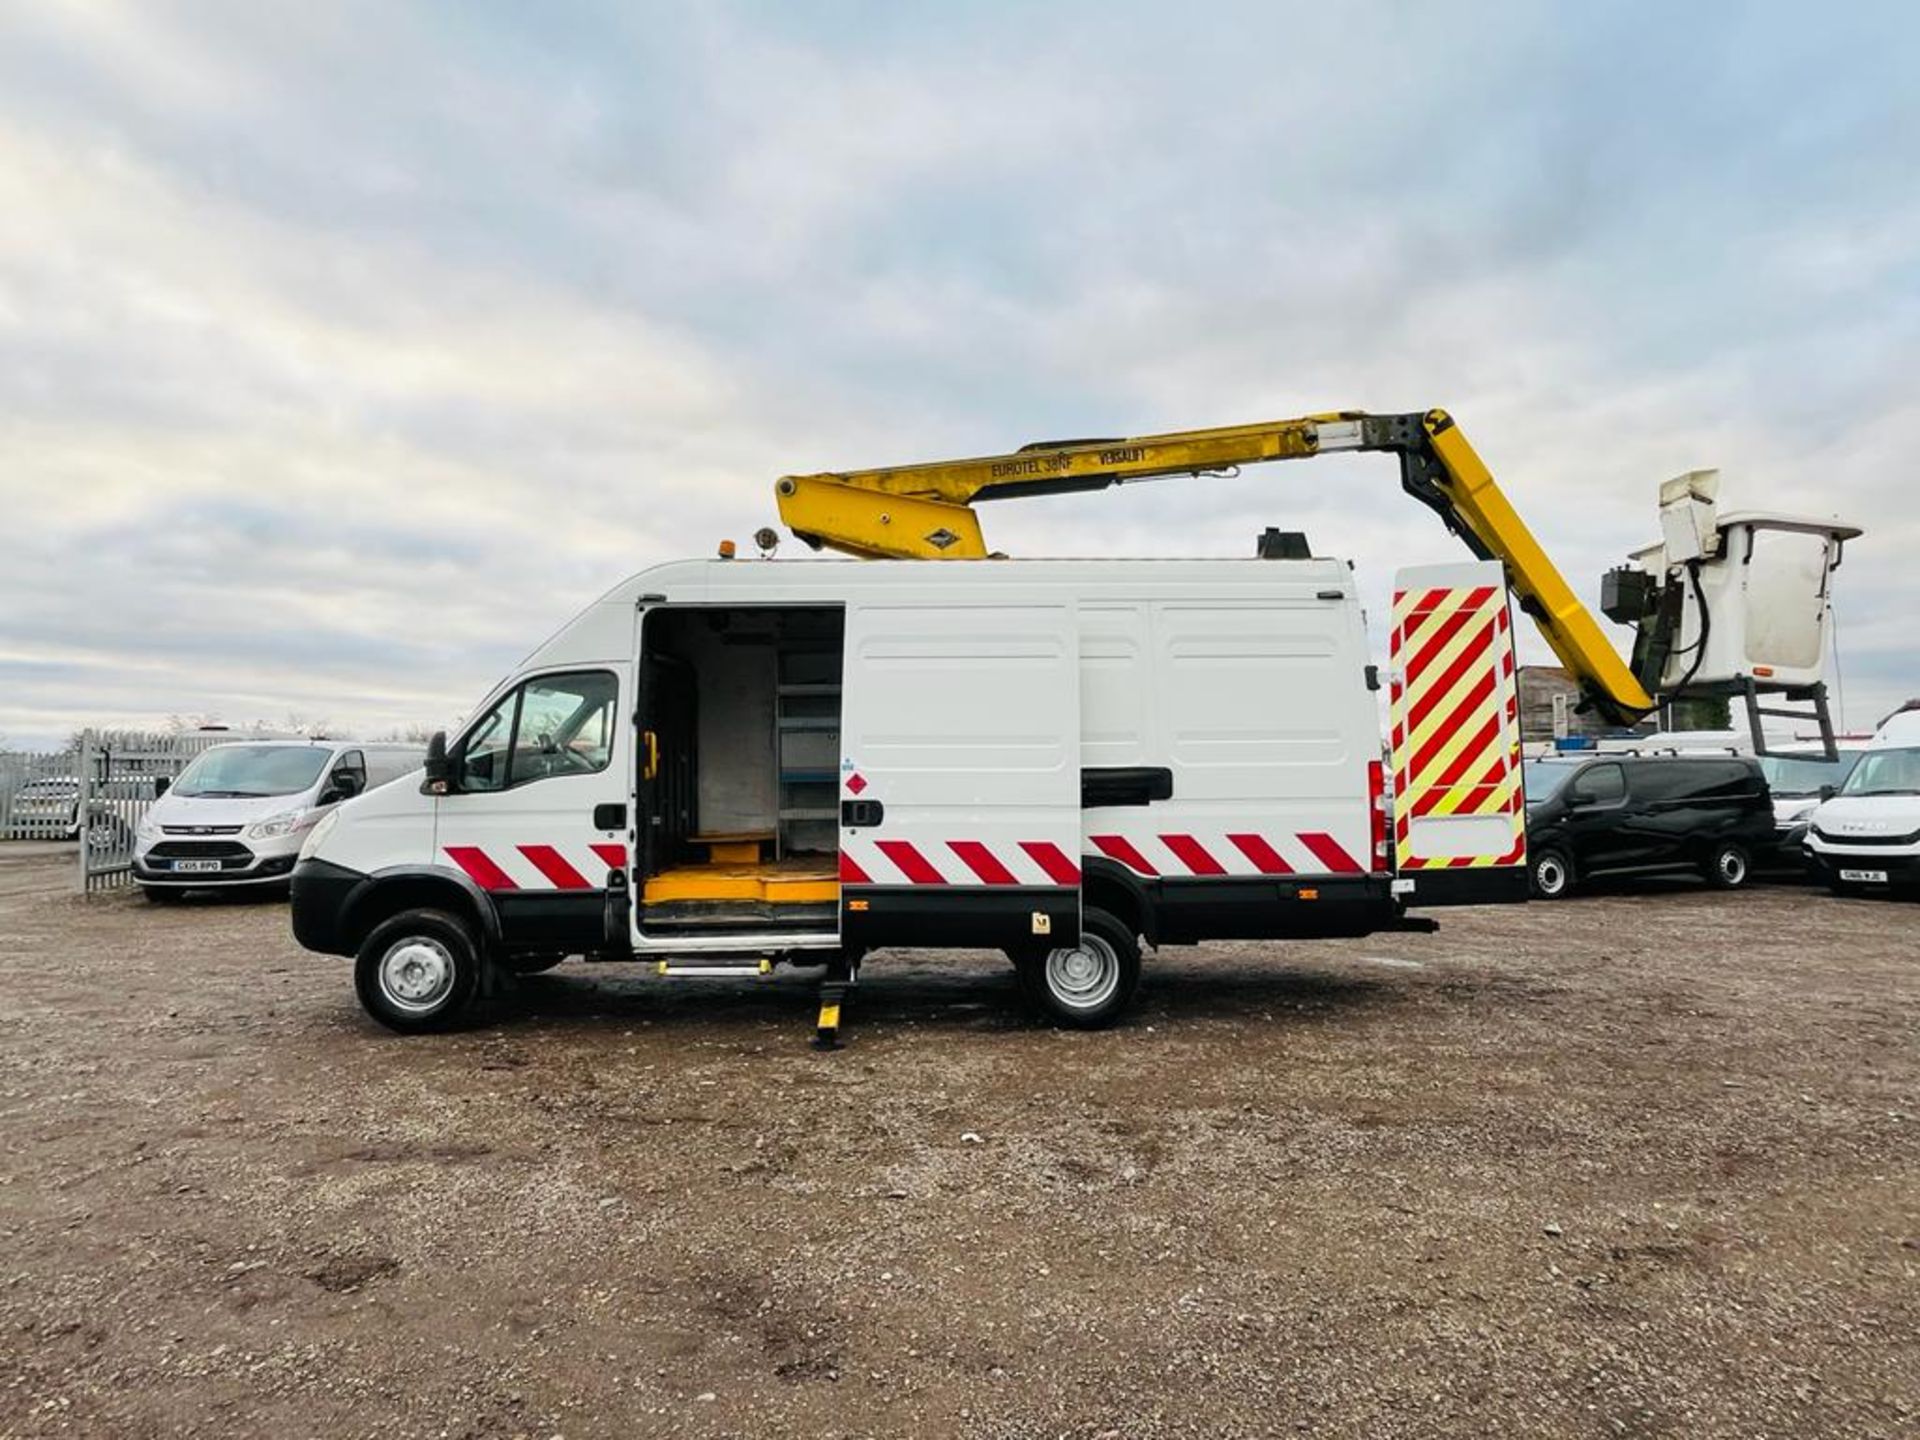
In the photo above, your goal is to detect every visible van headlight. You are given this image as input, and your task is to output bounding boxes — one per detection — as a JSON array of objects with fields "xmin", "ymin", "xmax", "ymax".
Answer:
[
  {"xmin": 136, "ymin": 814, "xmax": 159, "ymax": 841},
  {"xmin": 299, "ymin": 809, "xmax": 340, "ymax": 859},
  {"xmin": 249, "ymin": 809, "xmax": 320, "ymax": 840}
]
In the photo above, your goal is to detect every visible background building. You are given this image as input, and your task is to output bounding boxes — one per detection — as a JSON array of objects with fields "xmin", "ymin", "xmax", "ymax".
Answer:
[{"xmin": 1517, "ymin": 665, "xmax": 1661, "ymax": 743}]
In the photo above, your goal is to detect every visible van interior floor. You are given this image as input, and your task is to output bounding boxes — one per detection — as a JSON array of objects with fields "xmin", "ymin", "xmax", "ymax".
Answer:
[{"xmin": 640, "ymin": 857, "xmax": 839, "ymax": 934}]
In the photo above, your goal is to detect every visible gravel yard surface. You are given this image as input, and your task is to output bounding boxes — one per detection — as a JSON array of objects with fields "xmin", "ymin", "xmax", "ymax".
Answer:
[{"xmin": 1, "ymin": 843, "xmax": 1915, "ymax": 1438}]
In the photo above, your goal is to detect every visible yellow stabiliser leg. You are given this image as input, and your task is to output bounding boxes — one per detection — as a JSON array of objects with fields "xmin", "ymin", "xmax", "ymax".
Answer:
[{"xmin": 812, "ymin": 956, "xmax": 855, "ymax": 1051}]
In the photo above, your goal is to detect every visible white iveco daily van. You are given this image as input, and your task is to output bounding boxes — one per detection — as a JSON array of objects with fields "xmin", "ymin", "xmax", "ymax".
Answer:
[
  {"xmin": 290, "ymin": 554, "xmax": 1528, "ymax": 1038},
  {"xmin": 136, "ymin": 741, "xmax": 424, "ymax": 900},
  {"xmin": 1803, "ymin": 709, "xmax": 1920, "ymax": 896}
]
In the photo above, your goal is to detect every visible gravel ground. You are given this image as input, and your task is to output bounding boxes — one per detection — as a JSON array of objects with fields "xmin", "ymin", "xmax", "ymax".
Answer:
[{"xmin": 0, "ymin": 842, "xmax": 1915, "ymax": 1439}]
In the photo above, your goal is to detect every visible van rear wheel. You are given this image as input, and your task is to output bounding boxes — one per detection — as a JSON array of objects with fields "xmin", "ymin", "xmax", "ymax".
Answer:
[
  {"xmin": 1016, "ymin": 907, "xmax": 1141, "ymax": 1029},
  {"xmin": 1530, "ymin": 848, "xmax": 1574, "ymax": 899},
  {"xmin": 1704, "ymin": 842, "xmax": 1751, "ymax": 890},
  {"xmin": 354, "ymin": 908, "xmax": 482, "ymax": 1032}
]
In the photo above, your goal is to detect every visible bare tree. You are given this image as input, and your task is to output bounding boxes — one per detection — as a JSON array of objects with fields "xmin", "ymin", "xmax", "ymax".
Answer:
[
  {"xmin": 279, "ymin": 712, "xmax": 344, "ymax": 740},
  {"xmin": 369, "ymin": 723, "xmax": 437, "ymax": 743}
]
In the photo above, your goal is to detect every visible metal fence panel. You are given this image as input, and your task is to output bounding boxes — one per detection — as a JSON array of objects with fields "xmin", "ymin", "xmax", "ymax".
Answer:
[
  {"xmin": 0, "ymin": 749, "xmax": 84, "ymax": 841},
  {"xmin": 77, "ymin": 732, "xmax": 231, "ymax": 893}
]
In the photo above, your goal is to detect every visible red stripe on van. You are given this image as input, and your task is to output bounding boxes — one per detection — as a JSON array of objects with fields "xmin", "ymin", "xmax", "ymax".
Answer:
[
  {"xmin": 876, "ymin": 840, "xmax": 945, "ymax": 885},
  {"xmin": 1404, "ymin": 668, "xmax": 1497, "ymax": 783},
  {"xmin": 948, "ymin": 841, "xmax": 1017, "ymax": 885},
  {"xmin": 1227, "ymin": 833, "xmax": 1293, "ymax": 875},
  {"xmin": 1161, "ymin": 834, "xmax": 1226, "ymax": 876},
  {"xmin": 1402, "ymin": 598, "xmax": 1479, "ymax": 682},
  {"xmin": 1019, "ymin": 841, "xmax": 1082, "ymax": 885},
  {"xmin": 1299, "ymin": 832, "xmax": 1363, "ymax": 874},
  {"xmin": 519, "ymin": 845, "xmax": 590, "ymax": 890},
  {"xmin": 838, "ymin": 851, "xmax": 872, "ymax": 885},
  {"xmin": 446, "ymin": 845, "xmax": 517, "ymax": 891},
  {"xmin": 590, "ymin": 843, "xmax": 627, "ymax": 872},
  {"xmin": 1091, "ymin": 835, "xmax": 1157, "ymax": 876},
  {"xmin": 1406, "ymin": 614, "xmax": 1496, "ymax": 734}
]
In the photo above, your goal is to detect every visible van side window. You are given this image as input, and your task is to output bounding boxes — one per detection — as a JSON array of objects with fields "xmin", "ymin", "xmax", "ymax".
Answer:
[
  {"xmin": 458, "ymin": 671, "xmax": 619, "ymax": 792},
  {"xmin": 459, "ymin": 693, "xmax": 518, "ymax": 793},
  {"xmin": 1571, "ymin": 763, "xmax": 1625, "ymax": 804},
  {"xmin": 365, "ymin": 751, "xmax": 405, "ymax": 787},
  {"xmin": 1629, "ymin": 763, "xmax": 1698, "ymax": 803}
]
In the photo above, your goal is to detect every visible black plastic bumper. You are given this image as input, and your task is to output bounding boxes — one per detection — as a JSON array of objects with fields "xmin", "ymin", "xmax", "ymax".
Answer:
[
  {"xmin": 134, "ymin": 853, "xmax": 298, "ymax": 886},
  {"xmin": 1804, "ymin": 848, "xmax": 1920, "ymax": 888},
  {"xmin": 289, "ymin": 858, "xmax": 367, "ymax": 954}
]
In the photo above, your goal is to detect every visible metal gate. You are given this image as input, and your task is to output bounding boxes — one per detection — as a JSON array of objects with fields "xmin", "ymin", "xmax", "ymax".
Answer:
[{"xmin": 77, "ymin": 732, "xmax": 228, "ymax": 893}]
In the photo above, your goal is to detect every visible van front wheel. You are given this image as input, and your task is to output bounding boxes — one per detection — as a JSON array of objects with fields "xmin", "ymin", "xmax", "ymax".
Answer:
[
  {"xmin": 1016, "ymin": 907, "xmax": 1141, "ymax": 1029},
  {"xmin": 355, "ymin": 908, "xmax": 482, "ymax": 1033}
]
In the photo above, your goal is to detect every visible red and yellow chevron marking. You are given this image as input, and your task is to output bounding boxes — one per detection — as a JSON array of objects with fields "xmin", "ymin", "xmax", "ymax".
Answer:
[{"xmin": 1390, "ymin": 578, "xmax": 1525, "ymax": 871}]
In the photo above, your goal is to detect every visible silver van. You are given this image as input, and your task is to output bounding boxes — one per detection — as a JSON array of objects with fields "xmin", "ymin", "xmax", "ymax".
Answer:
[{"xmin": 133, "ymin": 741, "xmax": 423, "ymax": 900}]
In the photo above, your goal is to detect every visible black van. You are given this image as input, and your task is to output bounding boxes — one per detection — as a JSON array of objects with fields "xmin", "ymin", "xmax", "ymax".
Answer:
[{"xmin": 1522, "ymin": 754, "xmax": 1774, "ymax": 898}]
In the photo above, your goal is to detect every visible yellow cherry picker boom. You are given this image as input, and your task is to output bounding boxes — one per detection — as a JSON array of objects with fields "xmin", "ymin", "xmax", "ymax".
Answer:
[{"xmin": 773, "ymin": 408, "xmax": 1858, "ymax": 754}]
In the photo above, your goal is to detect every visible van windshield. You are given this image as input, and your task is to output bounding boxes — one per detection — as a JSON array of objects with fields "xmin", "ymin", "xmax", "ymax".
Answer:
[
  {"xmin": 1756, "ymin": 752, "xmax": 1860, "ymax": 797},
  {"xmin": 1522, "ymin": 760, "xmax": 1580, "ymax": 802},
  {"xmin": 1839, "ymin": 747, "xmax": 1920, "ymax": 797},
  {"xmin": 172, "ymin": 746, "xmax": 333, "ymax": 799}
]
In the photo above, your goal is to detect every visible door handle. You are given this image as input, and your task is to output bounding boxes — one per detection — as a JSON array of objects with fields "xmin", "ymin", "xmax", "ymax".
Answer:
[{"xmin": 841, "ymin": 799, "xmax": 884, "ymax": 829}]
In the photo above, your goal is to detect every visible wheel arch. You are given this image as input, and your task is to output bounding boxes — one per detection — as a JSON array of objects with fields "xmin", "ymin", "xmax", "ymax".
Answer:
[
  {"xmin": 1081, "ymin": 856, "xmax": 1154, "ymax": 945},
  {"xmin": 342, "ymin": 867, "xmax": 501, "ymax": 956}
]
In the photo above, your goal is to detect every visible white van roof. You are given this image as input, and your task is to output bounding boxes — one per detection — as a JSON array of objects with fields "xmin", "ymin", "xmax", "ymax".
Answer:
[
  {"xmin": 1872, "ymin": 709, "xmax": 1920, "ymax": 748},
  {"xmin": 195, "ymin": 739, "xmax": 422, "ymax": 753},
  {"xmin": 523, "ymin": 555, "xmax": 1359, "ymax": 672},
  {"xmin": 198, "ymin": 739, "xmax": 335, "ymax": 749}
]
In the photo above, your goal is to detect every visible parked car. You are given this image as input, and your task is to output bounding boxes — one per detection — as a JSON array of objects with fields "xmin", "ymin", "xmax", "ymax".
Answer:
[
  {"xmin": 6, "ymin": 776, "xmax": 82, "ymax": 839},
  {"xmin": 1802, "ymin": 717, "xmax": 1920, "ymax": 896},
  {"xmin": 133, "ymin": 741, "xmax": 424, "ymax": 901},
  {"xmin": 1522, "ymin": 754, "xmax": 1774, "ymax": 898},
  {"xmin": 1755, "ymin": 747, "xmax": 1865, "ymax": 873},
  {"xmin": 5, "ymin": 774, "xmax": 161, "ymax": 844}
]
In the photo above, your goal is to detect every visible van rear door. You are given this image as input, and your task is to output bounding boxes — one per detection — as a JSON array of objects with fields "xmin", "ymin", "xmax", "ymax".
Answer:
[
  {"xmin": 837, "ymin": 597, "xmax": 1082, "ymax": 951},
  {"xmin": 1388, "ymin": 561, "xmax": 1529, "ymax": 905}
]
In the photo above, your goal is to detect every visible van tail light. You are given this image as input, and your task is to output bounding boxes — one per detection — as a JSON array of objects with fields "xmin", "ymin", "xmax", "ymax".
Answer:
[{"xmin": 1368, "ymin": 760, "xmax": 1389, "ymax": 872}]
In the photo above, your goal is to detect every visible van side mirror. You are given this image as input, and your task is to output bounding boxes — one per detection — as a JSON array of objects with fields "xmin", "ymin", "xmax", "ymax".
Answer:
[
  {"xmin": 153, "ymin": 776, "xmax": 170, "ymax": 798},
  {"xmin": 423, "ymin": 731, "xmax": 455, "ymax": 796},
  {"xmin": 328, "ymin": 770, "xmax": 364, "ymax": 802},
  {"xmin": 1818, "ymin": 783, "xmax": 1835, "ymax": 802}
]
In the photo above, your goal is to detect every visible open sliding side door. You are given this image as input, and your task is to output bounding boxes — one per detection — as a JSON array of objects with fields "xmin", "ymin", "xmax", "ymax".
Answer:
[
  {"xmin": 1388, "ymin": 561, "xmax": 1530, "ymax": 906},
  {"xmin": 837, "ymin": 597, "xmax": 1082, "ymax": 952}
]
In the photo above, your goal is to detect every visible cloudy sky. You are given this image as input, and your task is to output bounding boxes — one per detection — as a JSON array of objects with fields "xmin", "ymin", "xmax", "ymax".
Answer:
[{"xmin": 1, "ymin": 1, "xmax": 1915, "ymax": 749}]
